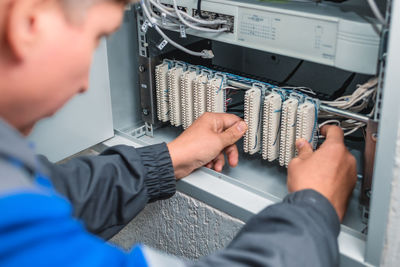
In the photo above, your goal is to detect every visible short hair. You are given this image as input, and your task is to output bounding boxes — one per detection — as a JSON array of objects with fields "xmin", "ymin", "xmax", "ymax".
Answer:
[
  {"xmin": 60, "ymin": 0, "xmax": 132, "ymax": 6},
  {"xmin": 58, "ymin": 0, "xmax": 135, "ymax": 21}
]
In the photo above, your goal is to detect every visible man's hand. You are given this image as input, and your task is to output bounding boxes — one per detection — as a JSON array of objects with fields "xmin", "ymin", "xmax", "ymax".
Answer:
[
  {"xmin": 167, "ymin": 113, "xmax": 247, "ymax": 179},
  {"xmin": 287, "ymin": 125, "xmax": 357, "ymax": 221}
]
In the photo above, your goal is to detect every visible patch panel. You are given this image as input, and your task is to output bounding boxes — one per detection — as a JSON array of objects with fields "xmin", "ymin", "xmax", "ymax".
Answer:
[
  {"xmin": 193, "ymin": 71, "xmax": 210, "ymax": 120},
  {"xmin": 155, "ymin": 60, "xmax": 319, "ymax": 168},
  {"xmin": 167, "ymin": 65, "xmax": 184, "ymax": 126},
  {"xmin": 181, "ymin": 68, "xmax": 197, "ymax": 129},
  {"xmin": 279, "ymin": 97, "xmax": 299, "ymax": 167},
  {"xmin": 206, "ymin": 75, "xmax": 226, "ymax": 113},
  {"xmin": 296, "ymin": 101, "xmax": 318, "ymax": 150},
  {"xmin": 262, "ymin": 92, "xmax": 283, "ymax": 162},
  {"xmin": 155, "ymin": 62, "xmax": 170, "ymax": 122},
  {"xmin": 243, "ymin": 85, "xmax": 262, "ymax": 155}
]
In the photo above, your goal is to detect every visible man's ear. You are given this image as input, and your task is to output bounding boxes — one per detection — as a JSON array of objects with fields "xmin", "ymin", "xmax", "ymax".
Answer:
[{"xmin": 5, "ymin": 0, "xmax": 46, "ymax": 61}]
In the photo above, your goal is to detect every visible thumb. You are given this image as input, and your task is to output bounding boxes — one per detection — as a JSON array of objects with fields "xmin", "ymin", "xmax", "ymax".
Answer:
[
  {"xmin": 220, "ymin": 121, "xmax": 247, "ymax": 148},
  {"xmin": 296, "ymin": 139, "xmax": 313, "ymax": 160}
]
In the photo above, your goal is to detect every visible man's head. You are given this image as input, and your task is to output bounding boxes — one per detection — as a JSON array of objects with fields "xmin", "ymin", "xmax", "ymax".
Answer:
[{"xmin": 0, "ymin": 0, "xmax": 135, "ymax": 135}]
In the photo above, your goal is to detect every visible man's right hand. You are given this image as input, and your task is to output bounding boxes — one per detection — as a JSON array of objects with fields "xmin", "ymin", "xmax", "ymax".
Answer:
[{"xmin": 287, "ymin": 125, "xmax": 357, "ymax": 221}]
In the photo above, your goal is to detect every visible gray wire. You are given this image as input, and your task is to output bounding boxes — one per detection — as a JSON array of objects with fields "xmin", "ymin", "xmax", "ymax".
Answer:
[
  {"xmin": 140, "ymin": 0, "xmax": 214, "ymax": 58},
  {"xmin": 367, "ymin": 0, "xmax": 386, "ymax": 25}
]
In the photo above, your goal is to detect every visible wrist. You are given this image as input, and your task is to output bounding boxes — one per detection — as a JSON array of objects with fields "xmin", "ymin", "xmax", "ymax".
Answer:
[{"xmin": 167, "ymin": 141, "xmax": 190, "ymax": 179}]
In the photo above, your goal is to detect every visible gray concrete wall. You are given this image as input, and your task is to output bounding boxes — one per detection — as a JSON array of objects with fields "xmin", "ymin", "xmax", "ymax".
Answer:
[{"xmin": 111, "ymin": 191, "xmax": 244, "ymax": 260}]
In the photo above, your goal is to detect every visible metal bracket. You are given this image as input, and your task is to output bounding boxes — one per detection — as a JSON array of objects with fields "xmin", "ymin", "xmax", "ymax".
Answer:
[
  {"xmin": 136, "ymin": 4, "xmax": 148, "ymax": 58},
  {"xmin": 139, "ymin": 56, "xmax": 160, "ymax": 124},
  {"xmin": 130, "ymin": 122, "xmax": 154, "ymax": 138},
  {"xmin": 360, "ymin": 120, "xmax": 379, "ymax": 211},
  {"xmin": 145, "ymin": 122, "xmax": 154, "ymax": 137}
]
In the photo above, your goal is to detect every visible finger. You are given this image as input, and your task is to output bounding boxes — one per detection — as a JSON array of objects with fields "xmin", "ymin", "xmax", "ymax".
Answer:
[
  {"xmin": 296, "ymin": 139, "xmax": 313, "ymax": 160},
  {"xmin": 213, "ymin": 153, "xmax": 225, "ymax": 172},
  {"xmin": 214, "ymin": 113, "xmax": 244, "ymax": 131},
  {"xmin": 225, "ymin": 144, "xmax": 239, "ymax": 167},
  {"xmin": 321, "ymin": 125, "xmax": 344, "ymax": 144},
  {"xmin": 219, "ymin": 121, "xmax": 248, "ymax": 148},
  {"xmin": 205, "ymin": 162, "xmax": 213, "ymax": 169}
]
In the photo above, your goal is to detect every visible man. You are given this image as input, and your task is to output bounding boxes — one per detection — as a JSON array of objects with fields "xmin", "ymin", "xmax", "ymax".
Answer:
[{"xmin": 0, "ymin": 0, "xmax": 357, "ymax": 266}]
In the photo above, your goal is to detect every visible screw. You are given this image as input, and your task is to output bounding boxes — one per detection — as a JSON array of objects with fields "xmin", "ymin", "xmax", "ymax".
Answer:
[
  {"xmin": 143, "ymin": 109, "xmax": 149, "ymax": 116},
  {"xmin": 139, "ymin": 65, "xmax": 146, "ymax": 73}
]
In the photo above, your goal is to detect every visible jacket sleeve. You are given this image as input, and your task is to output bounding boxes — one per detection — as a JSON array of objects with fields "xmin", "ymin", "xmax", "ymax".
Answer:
[
  {"xmin": 37, "ymin": 143, "xmax": 176, "ymax": 239},
  {"xmin": 190, "ymin": 189, "xmax": 341, "ymax": 267}
]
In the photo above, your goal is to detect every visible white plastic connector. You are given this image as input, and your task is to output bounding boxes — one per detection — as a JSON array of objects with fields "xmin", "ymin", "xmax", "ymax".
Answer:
[
  {"xmin": 193, "ymin": 73, "xmax": 209, "ymax": 120},
  {"xmin": 201, "ymin": 50, "xmax": 215, "ymax": 59},
  {"xmin": 262, "ymin": 92, "xmax": 282, "ymax": 161},
  {"xmin": 155, "ymin": 62, "xmax": 170, "ymax": 122},
  {"xmin": 296, "ymin": 102, "xmax": 317, "ymax": 150},
  {"xmin": 181, "ymin": 70, "xmax": 197, "ymax": 129},
  {"xmin": 243, "ymin": 86, "xmax": 262, "ymax": 155},
  {"xmin": 279, "ymin": 98, "xmax": 299, "ymax": 167},
  {"xmin": 167, "ymin": 66, "xmax": 184, "ymax": 126},
  {"xmin": 206, "ymin": 76, "xmax": 225, "ymax": 113}
]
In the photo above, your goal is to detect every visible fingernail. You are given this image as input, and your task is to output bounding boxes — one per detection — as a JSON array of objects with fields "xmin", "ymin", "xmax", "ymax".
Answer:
[
  {"xmin": 297, "ymin": 139, "xmax": 305, "ymax": 149},
  {"xmin": 237, "ymin": 121, "xmax": 247, "ymax": 133}
]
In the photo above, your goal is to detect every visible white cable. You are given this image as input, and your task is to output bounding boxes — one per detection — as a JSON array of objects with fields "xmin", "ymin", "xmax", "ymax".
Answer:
[
  {"xmin": 344, "ymin": 126, "xmax": 363, "ymax": 136},
  {"xmin": 319, "ymin": 119, "xmax": 341, "ymax": 129},
  {"xmin": 318, "ymin": 119, "xmax": 364, "ymax": 138},
  {"xmin": 148, "ymin": 0, "xmax": 227, "ymax": 25},
  {"xmin": 367, "ymin": 0, "xmax": 386, "ymax": 25},
  {"xmin": 172, "ymin": 0, "xmax": 229, "ymax": 33},
  {"xmin": 281, "ymin": 86, "xmax": 317, "ymax": 95},
  {"xmin": 154, "ymin": 25, "xmax": 214, "ymax": 58},
  {"xmin": 321, "ymin": 78, "xmax": 378, "ymax": 111},
  {"xmin": 140, "ymin": 0, "xmax": 216, "ymax": 58},
  {"xmin": 148, "ymin": 0, "xmax": 177, "ymax": 18}
]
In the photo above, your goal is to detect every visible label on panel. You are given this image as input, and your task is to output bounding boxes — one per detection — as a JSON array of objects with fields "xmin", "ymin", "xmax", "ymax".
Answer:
[{"xmin": 237, "ymin": 7, "xmax": 338, "ymax": 64}]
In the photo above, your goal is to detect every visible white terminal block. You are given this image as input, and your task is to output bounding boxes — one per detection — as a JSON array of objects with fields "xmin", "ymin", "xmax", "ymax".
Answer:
[
  {"xmin": 262, "ymin": 92, "xmax": 282, "ymax": 162},
  {"xmin": 193, "ymin": 73, "xmax": 209, "ymax": 120},
  {"xmin": 279, "ymin": 97, "xmax": 299, "ymax": 167},
  {"xmin": 167, "ymin": 66, "xmax": 184, "ymax": 126},
  {"xmin": 243, "ymin": 86, "xmax": 262, "ymax": 155},
  {"xmin": 181, "ymin": 70, "xmax": 197, "ymax": 129},
  {"xmin": 155, "ymin": 62, "xmax": 170, "ymax": 122},
  {"xmin": 206, "ymin": 76, "xmax": 226, "ymax": 113},
  {"xmin": 296, "ymin": 101, "xmax": 317, "ymax": 150}
]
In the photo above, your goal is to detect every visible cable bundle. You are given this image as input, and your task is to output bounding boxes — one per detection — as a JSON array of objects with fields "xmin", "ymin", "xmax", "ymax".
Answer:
[{"xmin": 140, "ymin": 0, "xmax": 230, "ymax": 58}]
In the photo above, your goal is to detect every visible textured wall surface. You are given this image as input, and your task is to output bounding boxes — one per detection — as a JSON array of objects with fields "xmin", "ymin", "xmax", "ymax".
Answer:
[
  {"xmin": 111, "ymin": 191, "xmax": 245, "ymax": 260},
  {"xmin": 381, "ymin": 126, "xmax": 400, "ymax": 267}
]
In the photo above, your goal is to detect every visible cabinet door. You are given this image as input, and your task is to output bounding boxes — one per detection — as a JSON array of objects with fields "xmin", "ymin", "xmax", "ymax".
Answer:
[{"xmin": 28, "ymin": 40, "xmax": 114, "ymax": 162}]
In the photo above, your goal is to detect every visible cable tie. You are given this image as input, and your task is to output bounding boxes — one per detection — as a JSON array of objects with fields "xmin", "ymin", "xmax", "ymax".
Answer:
[
  {"xmin": 157, "ymin": 39, "xmax": 168, "ymax": 50},
  {"xmin": 180, "ymin": 25, "xmax": 187, "ymax": 38}
]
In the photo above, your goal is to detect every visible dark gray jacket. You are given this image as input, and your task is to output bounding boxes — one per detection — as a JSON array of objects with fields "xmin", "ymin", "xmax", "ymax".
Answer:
[
  {"xmin": 38, "ymin": 144, "xmax": 176, "ymax": 239},
  {"xmin": 0, "ymin": 119, "xmax": 340, "ymax": 266}
]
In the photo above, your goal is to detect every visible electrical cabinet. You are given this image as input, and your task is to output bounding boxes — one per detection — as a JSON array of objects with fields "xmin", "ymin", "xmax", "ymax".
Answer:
[{"xmin": 30, "ymin": 0, "xmax": 400, "ymax": 266}]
